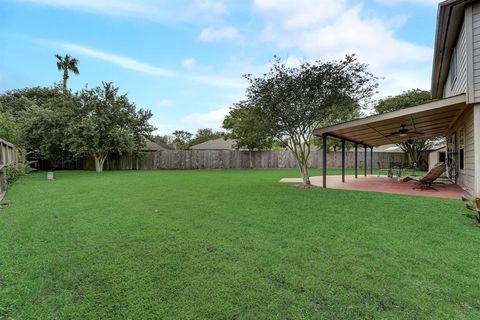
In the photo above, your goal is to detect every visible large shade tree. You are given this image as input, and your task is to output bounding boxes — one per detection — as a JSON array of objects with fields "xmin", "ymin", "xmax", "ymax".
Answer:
[
  {"xmin": 374, "ymin": 89, "xmax": 436, "ymax": 169},
  {"xmin": 223, "ymin": 101, "xmax": 275, "ymax": 167},
  {"xmin": 223, "ymin": 101, "xmax": 275, "ymax": 151},
  {"xmin": 1, "ymin": 87, "xmax": 74, "ymax": 167},
  {"xmin": 55, "ymin": 54, "xmax": 80, "ymax": 93},
  {"xmin": 68, "ymin": 82, "xmax": 154, "ymax": 172},
  {"xmin": 20, "ymin": 92, "xmax": 78, "ymax": 168},
  {"xmin": 242, "ymin": 55, "xmax": 378, "ymax": 185}
]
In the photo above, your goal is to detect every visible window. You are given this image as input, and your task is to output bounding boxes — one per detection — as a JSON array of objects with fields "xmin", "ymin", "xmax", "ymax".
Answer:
[
  {"xmin": 450, "ymin": 46, "xmax": 457, "ymax": 88},
  {"xmin": 458, "ymin": 127, "xmax": 465, "ymax": 171}
]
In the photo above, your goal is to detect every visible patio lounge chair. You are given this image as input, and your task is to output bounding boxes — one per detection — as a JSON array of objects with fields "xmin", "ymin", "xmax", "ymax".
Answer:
[{"xmin": 399, "ymin": 162, "xmax": 446, "ymax": 190}]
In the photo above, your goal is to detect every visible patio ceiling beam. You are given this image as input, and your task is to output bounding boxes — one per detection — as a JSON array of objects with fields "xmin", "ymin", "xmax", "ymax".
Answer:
[
  {"xmin": 329, "ymin": 119, "xmax": 456, "ymax": 147},
  {"xmin": 331, "ymin": 119, "xmax": 455, "ymax": 142},
  {"xmin": 333, "ymin": 112, "xmax": 460, "ymax": 137},
  {"xmin": 350, "ymin": 121, "xmax": 454, "ymax": 143},
  {"xmin": 314, "ymin": 94, "xmax": 466, "ymax": 137},
  {"xmin": 444, "ymin": 104, "xmax": 467, "ymax": 135},
  {"xmin": 365, "ymin": 123, "xmax": 396, "ymax": 145},
  {"xmin": 323, "ymin": 132, "xmax": 373, "ymax": 148}
]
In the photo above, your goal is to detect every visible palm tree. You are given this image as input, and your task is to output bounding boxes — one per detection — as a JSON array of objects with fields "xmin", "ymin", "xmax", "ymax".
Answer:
[{"xmin": 55, "ymin": 54, "xmax": 79, "ymax": 93}]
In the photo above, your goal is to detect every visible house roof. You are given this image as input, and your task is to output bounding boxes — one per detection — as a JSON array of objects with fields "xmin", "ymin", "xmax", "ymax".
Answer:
[
  {"xmin": 314, "ymin": 94, "xmax": 467, "ymax": 147},
  {"xmin": 143, "ymin": 140, "xmax": 172, "ymax": 151},
  {"xmin": 189, "ymin": 138, "xmax": 237, "ymax": 150},
  {"xmin": 154, "ymin": 140, "xmax": 174, "ymax": 150},
  {"xmin": 431, "ymin": 0, "xmax": 475, "ymax": 98}
]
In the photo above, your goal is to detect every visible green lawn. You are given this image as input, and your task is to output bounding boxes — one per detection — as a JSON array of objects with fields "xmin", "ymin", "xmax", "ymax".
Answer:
[{"xmin": 0, "ymin": 169, "xmax": 478, "ymax": 319}]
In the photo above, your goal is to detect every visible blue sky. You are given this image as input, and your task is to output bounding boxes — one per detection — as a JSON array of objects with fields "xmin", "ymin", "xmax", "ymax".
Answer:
[{"xmin": 0, "ymin": 0, "xmax": 440, "ymax": 134}]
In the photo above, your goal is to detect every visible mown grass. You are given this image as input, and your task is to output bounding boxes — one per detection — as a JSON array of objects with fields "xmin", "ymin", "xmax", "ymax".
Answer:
[{"xmin": 0, "ymin": 169, "xmax": 478, "ymax": 319}]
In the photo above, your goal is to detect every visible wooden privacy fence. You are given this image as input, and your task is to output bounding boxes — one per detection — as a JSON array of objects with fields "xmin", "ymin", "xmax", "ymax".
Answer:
[
  {"xmin": 136, "ymin": 150, "xmax": 405, "ymax": 170},
  {"xmin": 0, "ymin": 138, "xmax": 19, "ymax": 196},
  {"xmin": 31, "ymin": 150, "xmax": 405, "ymax": 171}
]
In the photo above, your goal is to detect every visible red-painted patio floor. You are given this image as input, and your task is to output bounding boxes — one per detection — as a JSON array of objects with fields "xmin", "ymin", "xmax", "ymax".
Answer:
[{"xmin": 280, "ymin": 175, "xmax": 468, "ymax": 199}]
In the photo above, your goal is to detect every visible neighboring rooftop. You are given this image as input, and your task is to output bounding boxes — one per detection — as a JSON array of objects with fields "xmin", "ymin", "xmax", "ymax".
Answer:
[
  {"xmin": 144, "ymin": 140, "xmax": 173, "ymax": 151},
  {"xmin": 189, "ymin": 138, "xmax": 237, "ymax": 150}
]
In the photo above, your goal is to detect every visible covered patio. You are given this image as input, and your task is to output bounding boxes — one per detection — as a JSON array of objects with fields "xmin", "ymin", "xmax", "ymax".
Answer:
[
  {"xmin": 309, "ymin": 94, "xmax": 469, "ymax": 199},
  {"xmin": 280, "ymin": 175, "xmax": 465, "ymax": 199}
]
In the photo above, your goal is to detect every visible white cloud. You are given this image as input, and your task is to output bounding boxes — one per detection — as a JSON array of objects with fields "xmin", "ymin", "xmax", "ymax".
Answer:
[
  {"xmin": 253, "ymin": 0, "xmax": 346, "ymax": 29},
  {"xmin": 5, "ymin": 0, "xmax": 228, "ymax": 22},
  {"xmin": 253, "ymin": 0, "xmax": 434, "ymax": 97},
  {"xmin": 198, "ymin": 26, "xmax": 241, "ymax": 42},
  {"xmin": 294, "ymin": 6, "xmax": 432, "ymax": 68},
  {"xmin": 182, "ymin": 58, "xmax": 213, "ymax": 71},
  {"xmin": 59, "ymin": 42, "xmax": 177, "ymax": 76},
  {"xmin": 50, "ymin": 41, "xmax": 244, "ymax": 89},
  {"xmin": 376, "ymin": 0, "xmax": 440, "ymax": 6},
  {"xmin": 193, "ymin": 0, "xmax": 226, "ymax": 15},
  {"xmin": 157, "ymin": 99, "xmax": 175, "ymax": 108},
  {"xmin": 186, "ymin": 74, "xmax": 247, "ymax": 89},
  {"xmin": 183, "ymin": 107, "xmax": 230, "ymax": 128},
  {"xmin": 7, "ymin": 0, "xmax": 169, "ymax": 20}
]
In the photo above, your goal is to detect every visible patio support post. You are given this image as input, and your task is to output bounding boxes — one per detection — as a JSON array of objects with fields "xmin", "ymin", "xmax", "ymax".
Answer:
[
  {"xmin": 341, "ymin": 139, "xmax": 346, "ymax": 183},
  {"xmin": 354, "ymin": 143, "xmax": 358, "ymax": 179},
  {"xmin": 370, "ymin": 147, "xmax": 373, "ymax": 175},
  {"xmin": 322, "ymin": 134, "xmax": 327, "ymax": 188},
  {"xmin": 364, "ymin": 145, "xmax": 368, "ymax": 176}
]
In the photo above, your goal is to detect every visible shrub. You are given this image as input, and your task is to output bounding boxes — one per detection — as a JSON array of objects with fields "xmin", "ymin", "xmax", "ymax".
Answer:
[{"xmin": 5, "ymin": 162, "xmax": 34, "ymax": 187}]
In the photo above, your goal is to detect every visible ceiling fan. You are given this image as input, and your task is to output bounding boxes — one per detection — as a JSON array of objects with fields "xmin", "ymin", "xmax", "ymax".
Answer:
[{"xmin": 385, "ymin": 124, "xmax": 424, "ymax": 138}]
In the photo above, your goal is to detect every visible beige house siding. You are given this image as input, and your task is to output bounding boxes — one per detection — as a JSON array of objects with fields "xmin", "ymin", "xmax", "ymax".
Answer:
[
  {"xmin": 472, "ymin": 4, "xmax": 480, "ymax": 101},
  {"xmin": 474, "ymin": 104, "xmax": 480, "ymax": 197},
  {"xmin": 447, "ymin": 106, "xmax": 475, "ymax": 195},
  {"xmin": 444, "ymin": 20, "xmax": 468, "ymax": 98}
]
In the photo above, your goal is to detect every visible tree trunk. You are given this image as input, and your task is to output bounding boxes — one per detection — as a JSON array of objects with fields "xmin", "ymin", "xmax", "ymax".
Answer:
[
  {"xmin": 288, "ymin": 140, "xmax": 312, "ymax": 186},
  {"xmin": 63, "ymin": 69, "xmax": 68, "ymax": 93},
  {"xmin": 94, "ymin": 155, "xmax": 107, "ymax": 173},
  {"xmin": 300, "ymin": 161, "xmax": 311, "ymax": 185}
]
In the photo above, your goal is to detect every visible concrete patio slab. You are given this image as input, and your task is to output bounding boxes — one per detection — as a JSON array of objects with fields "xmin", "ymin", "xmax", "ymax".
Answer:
[{"xmin": 280, "ymin": 175, "xmax": 467, "ymax": 199}]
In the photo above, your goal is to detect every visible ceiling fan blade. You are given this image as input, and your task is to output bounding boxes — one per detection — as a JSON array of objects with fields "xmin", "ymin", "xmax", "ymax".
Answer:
[{"xmin": 409, "ymin": 131, "xmax": 425, "ymax": 135}]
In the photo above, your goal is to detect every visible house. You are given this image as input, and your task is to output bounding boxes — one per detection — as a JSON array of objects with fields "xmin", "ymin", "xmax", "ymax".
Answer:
[
  {"xmin": 189, "ymin": 138, "xmax": 238, "ymax": 150},
  {"xmin": 144, "ymin": 139, "xmax": 173, "ymax": 151},
  {"xmin": 314, "ymin": 0, "xmax": 480, "ymax": 197},
  {"xmin": 428, "ymin": 146, "xmax": 447, "ymax": 171}
]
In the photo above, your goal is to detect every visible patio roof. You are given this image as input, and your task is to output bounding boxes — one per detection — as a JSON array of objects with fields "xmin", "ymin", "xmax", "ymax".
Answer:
[{"xmin": 314, "ymin": 94, "xmax": 468, "ymax": 147}]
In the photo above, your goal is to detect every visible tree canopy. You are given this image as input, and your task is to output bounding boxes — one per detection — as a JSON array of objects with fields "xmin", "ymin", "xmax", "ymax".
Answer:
[
  {"xmin": 234, "ymin": 55, "xmax": 378, "ymax": 185},
  {"xmin": 68, "ymin": 82, "xmax": 154, "ymax": 172},
  {"xmin": 0, "ymin": 83, "xmax": 154, "ymax": 172},
  {"xmin": 223, "ymin": 101, "xmax": 274, "ymax": 151},
  {"xmin": 375, "ymin": 89, "xmax": 431, "ymax": 114},
  {"xmin": 55, "ymin": 54, "xmax": 80, "ymax": 93}
]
